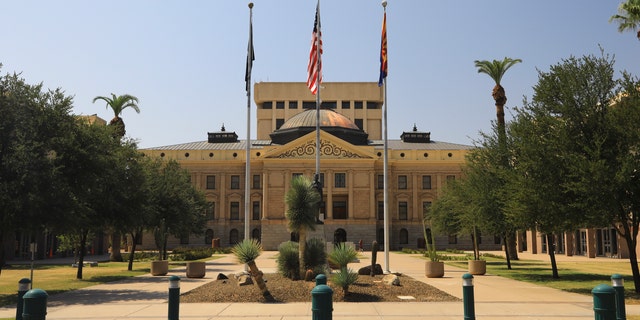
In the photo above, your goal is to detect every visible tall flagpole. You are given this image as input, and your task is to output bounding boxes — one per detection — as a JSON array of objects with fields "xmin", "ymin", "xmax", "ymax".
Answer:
[
  {"xmin": 244, "ymin": 2, "xmax": 255, "ymax": 245},
  {"xmin": 380, "ymin": 0, "xmax": 390, "ymax": 273},
  {"xmin": 315, "ymin": 0, "xmax": 321, "ymax": 185}
]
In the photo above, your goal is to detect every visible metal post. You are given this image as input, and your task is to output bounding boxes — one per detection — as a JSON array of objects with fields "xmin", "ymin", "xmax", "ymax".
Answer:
[
  {"xmin": 168, "ymin": 275, "xmax": 180, "ymax": 320},
  {"xmin": 22, "ymin": 288, "xmax": 48, "ymax": 320},
  {"xmin": 592, "ymin": 284, "xmax": 616, "ymax": 320},
  {"xmin": 462, "ymin": 273, "xmax": 475, "ymax": 320},
  {"xmin": 611, "ymin": 274, "xmax": 626, "ymax": 320},
  {"xmin": 311, "ymin": 274, "xmax": 333, "ymax": 320},
  {"xmin": 16, "ymin": 278, "xmax": 31, "ymax": 320}
]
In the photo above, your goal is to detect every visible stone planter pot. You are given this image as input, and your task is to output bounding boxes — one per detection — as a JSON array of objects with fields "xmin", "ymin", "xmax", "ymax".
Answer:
[
  {"xmin": 151, "ymin": 260, "xmax": 169, "ymax": 276},
  {"xmin": 425, "ymin": 261, "xmax": 445, "ymax": 278},
  {"xmin": 186, "ymin": 261, "xmax": 206, "ymax": 278},
  {"xmin": 468, "ymin": 259, "xmax": 486, "ymax": 275}
]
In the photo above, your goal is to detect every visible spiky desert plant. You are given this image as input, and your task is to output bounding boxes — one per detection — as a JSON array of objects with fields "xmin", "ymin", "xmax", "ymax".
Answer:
[
  {"xmin": 304, "ymin": 237, "xmax": 327, "ymax": 272},
  {"xmin": 370, "ymin": 240, "xmax": 378, "ymax": 276},
  {"xmin": 277, "ymin": 241, "xmax": 300, "ymax": 280},
  {"xmin": 231, "ymin": 239, "xmax": 274, "ymax": 302},
  {"xmin": 328, "ymin": 243, "xmax": 358, "ymax": 270},
  {"xmin": 332, "ymin": 267, "xmax": 358, "ymax": 297}
]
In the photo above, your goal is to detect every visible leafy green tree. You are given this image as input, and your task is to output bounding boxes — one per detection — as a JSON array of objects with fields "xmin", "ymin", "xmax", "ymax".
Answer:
[
  {"xmin": 93, "ymin": 93, "xmax": 140, "ymax": 262},
  {"xmin": 0, "ymin": 67, "xmax": 75, "ymax": 274},
  {"xmin": 610, "ymin": 0, "xmax": 640, "ymax": 41},
  {"xmin": 285, "ymin": 175, "xmax": 321, "ymax": 279}
]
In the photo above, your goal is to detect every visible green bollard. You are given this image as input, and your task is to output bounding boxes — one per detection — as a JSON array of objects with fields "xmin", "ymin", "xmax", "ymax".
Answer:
[
  {"xmin": 168, "ymin": 275, "xmax": 180, "ymax": 320},
  {"xmin": 22, "ymin": 288, "xmax": 48, "ymax": 320},
  {"xmin": 611, "ymin": 274, "xmax": 626, "ymax": 320},
  {"xmin": 592, "ymin": 284, "xmax": 616, "ymax": 320},
  {"xmin": 462, "ymin": 273, "xmax": 475, "ymax": 320},
  {"xmin": 16, "ymin": 278, "xmax": 31, "ymax": 320},
  {"xmin": 311, "ymin": 274, "xmax": 333, "ymax": 320}
]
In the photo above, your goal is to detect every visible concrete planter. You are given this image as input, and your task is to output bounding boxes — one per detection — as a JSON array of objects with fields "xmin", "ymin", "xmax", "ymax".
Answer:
[
  {"xmin": 186, "ymin": 261, "xmax": 206, "ymax": 278},
  {"xmin": 151, "ymin": 260, "xmax": 169, "ymax": 276},
  {"xmin": 468, "ymin": 260, "xmax": 486, "ymax": 275},
  {"xmin": 424, "ymin": 261, "xmax": 445, "ymax": 278}
]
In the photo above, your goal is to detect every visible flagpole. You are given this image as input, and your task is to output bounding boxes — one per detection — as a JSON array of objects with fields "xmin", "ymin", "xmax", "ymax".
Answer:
[
  {"xmin": 244, "ymin": 2, "xmax": 254, "ymax": 245},
  {"xmin": 315, "ymin": 0, "xmax": 321, "ymax": 185},
  {"xmin": 381, "ymin": 0, "xmax": 390, "ymax": 274}
]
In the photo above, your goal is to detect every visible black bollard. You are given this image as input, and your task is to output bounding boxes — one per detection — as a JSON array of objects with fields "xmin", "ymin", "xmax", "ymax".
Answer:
[
  {"xmin": 16, "ymin": 278, "xmax": 31, "ymax": 320},
  {"xmin": 168, "ymin": 275, "xmax": 180, "ymax": 320}
]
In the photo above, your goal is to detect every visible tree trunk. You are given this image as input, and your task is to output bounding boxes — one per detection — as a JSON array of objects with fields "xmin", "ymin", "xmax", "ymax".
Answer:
[
  {"xmin": 128, "ymin": 231, "xmax": 141, "ymax": 271},
  {"xmin": 0, "ymin": 232, "xmax": 5, "ymax": 276},
  {"xmin": 76, "ymin": 230, "xmax": 88, "ymax": 280},
  {"xmin": 503, "ymin": 236, "xmax": 512, "ymax": 270},
  {"xmin": 298, "ymin": 228, "xmax": 307, "ymax": 280},
  {"xmin": 110, "ymin": 231, "xmax": 123, "ymax": 262},
  {"xmin": 507, "ymin": 232, "xmax": 519, "ymax": 260},
  {"xmin": 620, "ymin": 223, "xmax": 640, "ymax": 293},
  {"xmin": 247, "ymin": 260, "xmax": 274, "ymax": 302},
  {"xmin": 547, "ymin": 234, "xmax": 559, "ymax": 279}
]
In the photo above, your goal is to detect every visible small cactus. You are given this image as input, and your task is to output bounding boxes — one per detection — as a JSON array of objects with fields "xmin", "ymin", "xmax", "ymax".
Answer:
[{"xmin": 370, "ymin": 240, "xmax": 378, "ymax": 277}]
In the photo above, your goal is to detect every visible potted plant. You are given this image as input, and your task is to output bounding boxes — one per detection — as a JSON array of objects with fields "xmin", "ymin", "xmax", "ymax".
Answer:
[
  {"xmin": 422, "ymin": 210, "xmax": 444, "ymax": 278},
  {"xmin": 150, "ymin": 219, "xmax": 169, "ymax": 276}
]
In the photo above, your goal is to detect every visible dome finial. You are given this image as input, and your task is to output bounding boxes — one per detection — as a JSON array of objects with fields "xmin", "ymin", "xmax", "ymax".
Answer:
[
  {"xmin": 413, "ymin": 123, "xmax": 418, "ymax": 131},
  {"xmin": 221, "ymin": 123, "xmax": 226, "ymax": 131}
]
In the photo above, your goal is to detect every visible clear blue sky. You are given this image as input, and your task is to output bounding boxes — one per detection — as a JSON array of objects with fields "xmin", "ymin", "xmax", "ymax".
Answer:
[{"xmin": 2, "ymin": 1, "xmax": 638, "ymax": 148}]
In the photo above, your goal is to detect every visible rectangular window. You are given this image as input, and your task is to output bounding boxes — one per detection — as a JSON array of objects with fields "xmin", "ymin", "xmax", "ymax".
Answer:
[
  {"xmin": 230, "ymin": 202, "xmax": 240, "ymax": 220},
  {"xmin": 334, "ymin": 173, "xmax": 346, "ymax": 188},
  {"xmin": 276, "ymin": 101, "xmax": 285, "ymax": 109},
  {"xmin": 377, "ymin": 201, "xmax": 384, "ymax": 220},
  {"xmin": 366, "ymin": 101, "xmax": 380, "ymax": 109},
  {"xmin": 341, "ymin": 101, "xmax": 350, "ymax": 109},
  {"xmin": 377, "ymin": 175, "xmax": 384, "ymax": 189},
  {"xmin": 354, "ymin": 101, "xmax": 363, "ymax": 109},
  {"xmin": 422, "ymin": 175, "xmax": 432, "ymax": 189},
  {"xmin": 323, "ymin": 101, "xmax": 336, "ymax": 109},
  {"xmin": 399, "ymin": 201, "xmax": 408, "ymax": 220},
  {"xmin": 262, "ymin": 102, "xmax": 272, "ymax": 109},
  {"xmin": 292, "ymin": 173, "xmax": 303, "ymax": 180},
  {"xmin": 303, "ymin": 101, "xmax": 315, "ymax": 109},
  {"xmin": 289, "ymin": 101, "xmax": 298, "ymax": 109},
  {"xmin": 252, "ymin": 201, "xmax": 260, "ymax": 220},
  {"xmin": 423, "ymin": 201, "xmax": 432, "ymax": 214},
  {"xmin": 206, "ymin": 202, "xmax": 215, "ymax": 220},
  {"xmin": 276, "ymin": 118, "xmax": 285, "ymax": 130},
  {"xmin": 253, "ymin": 174, "xmax": 260, "ymax": 189},
  {"xmin": 333, "ymin": 201, "xmax": 347, "ymax": 219},
  {"xmin": 447, "ymin": 175, "xmax": 456, "ymax": 182},
  {"xmin": 206, "ymin": 175, "xmax": 216, "ymax": 189},
  {"xmin": 231, "ymin": 175, "xmax": 240, "ymax": 189},
  {"xmin": 398, "ymin": 175, "xmax": 407, "ymax": 189}
]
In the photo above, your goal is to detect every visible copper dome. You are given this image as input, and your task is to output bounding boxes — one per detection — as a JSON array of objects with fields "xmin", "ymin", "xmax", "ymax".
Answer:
[{"xmin": 270, "ymin": 109, "xmax": 368, "ymax": 145}]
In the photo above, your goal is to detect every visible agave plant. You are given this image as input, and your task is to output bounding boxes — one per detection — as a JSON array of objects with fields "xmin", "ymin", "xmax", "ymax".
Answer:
[
  {"xmin": 328, "ymin": 243, "xmax": 358, "ymax": 270},
  {"xmin": 332, "ymin": 267, "xmax": 359, "ymax": 297},
  {"xmin": 232, "ymin": 239, "xmax": 274, "ymax": 302}
]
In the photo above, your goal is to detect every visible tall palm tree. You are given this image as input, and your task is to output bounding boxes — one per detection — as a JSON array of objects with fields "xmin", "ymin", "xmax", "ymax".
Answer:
[
  {"xmin": 474, "ymin": 57, "xmax": 521, "ymax": 264},
  {"xmin": 474, "ymin": 57, "xmax": 522, "ymax": 129},
  {"xmin": 93, "ymin": 93, "xmax": 139, "ymax": 262},
  {"xmin": 610, "ymin": 0, "xmax": 640, "ymax": 41},
  {"xmin": 285, "ymin": 175, "xmax": 321, "ymax": 279},
  {"xmin": 93, "ymin": 93, "xmax": 140, "ymax": 138}
]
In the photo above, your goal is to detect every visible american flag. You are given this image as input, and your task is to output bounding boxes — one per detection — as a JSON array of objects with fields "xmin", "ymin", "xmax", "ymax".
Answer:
[
  {"xmin": 307, "ymin": 1, "xmax": 322, "ymax": 95},
  {"xmin": 378, "ymin": 11, "xmax": 387, "ymax": 87}
]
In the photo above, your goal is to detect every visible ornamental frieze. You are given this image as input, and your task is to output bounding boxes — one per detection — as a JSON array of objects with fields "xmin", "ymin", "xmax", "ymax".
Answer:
[{"xmin": 273, "ymin": 139, "xmax": 367, "ymax": 159}]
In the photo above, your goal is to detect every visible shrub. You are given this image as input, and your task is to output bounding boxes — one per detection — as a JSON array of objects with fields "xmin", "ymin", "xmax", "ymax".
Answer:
[
  {"xmin": 328, "ymin": 243, "xmax": 358, "ymax": 270},
  {"xmin": 231, "ymin": 238, "xmax": 262, "ymax": 264},
  {"xmin": 121, "ymin": 251, "xmax": 158, "ymax": 262},
  {"xmin": 277, "ymin": 241, "xmax": 300, "ymax": 279},
  {"xmin": 171, "ymin": 247, "xmax": 214, "ymax": 261},
  {"xmin": 331, "ymin": 267, "xmax": 358, "ymax": 296},
  {"xmin": 304, "ymin": 238, "xmax": 326, "ymax": 271}
]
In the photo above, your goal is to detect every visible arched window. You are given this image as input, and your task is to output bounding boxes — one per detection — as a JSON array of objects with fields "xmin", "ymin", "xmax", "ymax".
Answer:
[
  {"xmin": 377, "ymin": 228, "xmax": 385, "ymax": 245},
  {"xmin": 204, "ymin": 229, "xmax": 214, "ymax": 245},
  {"xmin": 334, "ymin": 228, "xmax": 347, "ymax": 244},
  {"xmin": 252, "ymin": 228, "xmax": 261, "ymax": 242},
  {"xmin": 399, "ymin": 228, "xmax": 409, "ymax": 244},
  {"xmin": 229, "ymin": 229, "xmax": 239, "ymax": 245}
]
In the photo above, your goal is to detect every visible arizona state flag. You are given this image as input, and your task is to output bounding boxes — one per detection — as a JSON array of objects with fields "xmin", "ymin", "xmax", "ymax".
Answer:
[{"xmin": 378, "ymin": 11, "xmax": 387, "ymax": 87}]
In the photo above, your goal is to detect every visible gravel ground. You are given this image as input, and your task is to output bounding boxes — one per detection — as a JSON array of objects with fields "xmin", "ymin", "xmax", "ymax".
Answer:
[{"xmin": 181, "ymin": 272, "xmax": 459, "ymax": 303}]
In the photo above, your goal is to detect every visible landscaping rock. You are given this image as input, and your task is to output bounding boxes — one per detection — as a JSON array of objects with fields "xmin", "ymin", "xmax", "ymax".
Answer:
[
  {"xmin": 216, "ymin": 273, "xmax": 229, "ymax": 280},
  {"xmin": 357, "ymin": 264, "xmax": 383, "ymax": 275},
  {"xmin": 237, "ymin": 274, "xmax": 253, "ymax": 286},
  {"xmin": 383, "ymin": 274, "xmax": 400, "ymax": 286}
]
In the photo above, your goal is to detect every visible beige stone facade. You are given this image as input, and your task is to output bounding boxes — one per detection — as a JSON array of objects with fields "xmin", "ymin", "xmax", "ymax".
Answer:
[{"xmin": 140, "ymin": 82, "xmax": 503, "ymax": 251}]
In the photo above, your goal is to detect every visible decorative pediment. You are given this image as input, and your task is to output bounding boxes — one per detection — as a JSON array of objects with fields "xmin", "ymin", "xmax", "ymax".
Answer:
[{"xmin": 264, "ymin": 131, "xmax": 373, "ymax": 159}]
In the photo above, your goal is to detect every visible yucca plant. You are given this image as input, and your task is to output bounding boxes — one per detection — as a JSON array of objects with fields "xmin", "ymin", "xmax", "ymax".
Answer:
[
  {"xmin": 332, "ymin": 267, "xmax": 358, "ymax": 297},
  {"xmin": 304, "ymin": 237, "xmax": 327, "ymax": 272},
  {"xmin": 232, "ymin": 239, "xmax": 274, "ymax": 302},
  {"xmin": 328, "ymin": 243, "xmax": 358, "ymax": 270},
  {"xmin": 277, "ymin": 241, "xmax": 300, "ymax": 280}
]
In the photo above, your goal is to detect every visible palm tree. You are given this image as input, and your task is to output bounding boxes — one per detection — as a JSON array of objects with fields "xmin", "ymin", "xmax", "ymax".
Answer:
[
  {"xmin": 474, "ymin": 57, "xmax": 521, "ymax": 264},
  {"xmin": 610, "ymin": 0, "xmax": 640, "ymax": 41},
  {"xmin": 93, "ymin": 93, "xmax": 139, "ymax": 262},
  {"xmin": 285, "ymin": 175, "xmax": 321, "ymax": 279},
  {"xmin": 232, "ymin": 239, "xmax": 274, "ymax": 302},
  {"xmin": 93, "ymin": 93, "xmax": 140, "ymax": 138}
]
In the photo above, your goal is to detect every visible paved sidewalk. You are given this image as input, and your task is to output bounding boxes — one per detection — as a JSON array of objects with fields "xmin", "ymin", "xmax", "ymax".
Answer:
[{"xmin": 1, "ymin": 251, "xmax": 638, "ymax": 319}]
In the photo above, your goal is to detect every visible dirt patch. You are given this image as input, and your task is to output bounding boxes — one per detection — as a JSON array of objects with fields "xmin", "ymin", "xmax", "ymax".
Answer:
[{"xmin": 181, "ymin": 273, "xmax": 459, "ymax": 303}]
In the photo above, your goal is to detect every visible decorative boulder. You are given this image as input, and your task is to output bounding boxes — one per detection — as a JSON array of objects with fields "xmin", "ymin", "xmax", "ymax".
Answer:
[
  {"xmin": 237, "ymin": 274, "xmax": 253, "ymax": 286},
  {"xmin": 216, "ymin": 273, "xmax": 229, "ymax": 280},
  {"xmin": 358, "ymin": 264, "xmax": 383, "ymax": 275},
  {"xmin": 383, "ymin": 274, "xmax": 400, "ymax": 286}
]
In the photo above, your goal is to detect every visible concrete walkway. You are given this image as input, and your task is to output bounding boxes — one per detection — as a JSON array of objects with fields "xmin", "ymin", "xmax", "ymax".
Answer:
[{"xmin": 1, "ymin": 251, "xmax": 638, "ymax": 319}]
